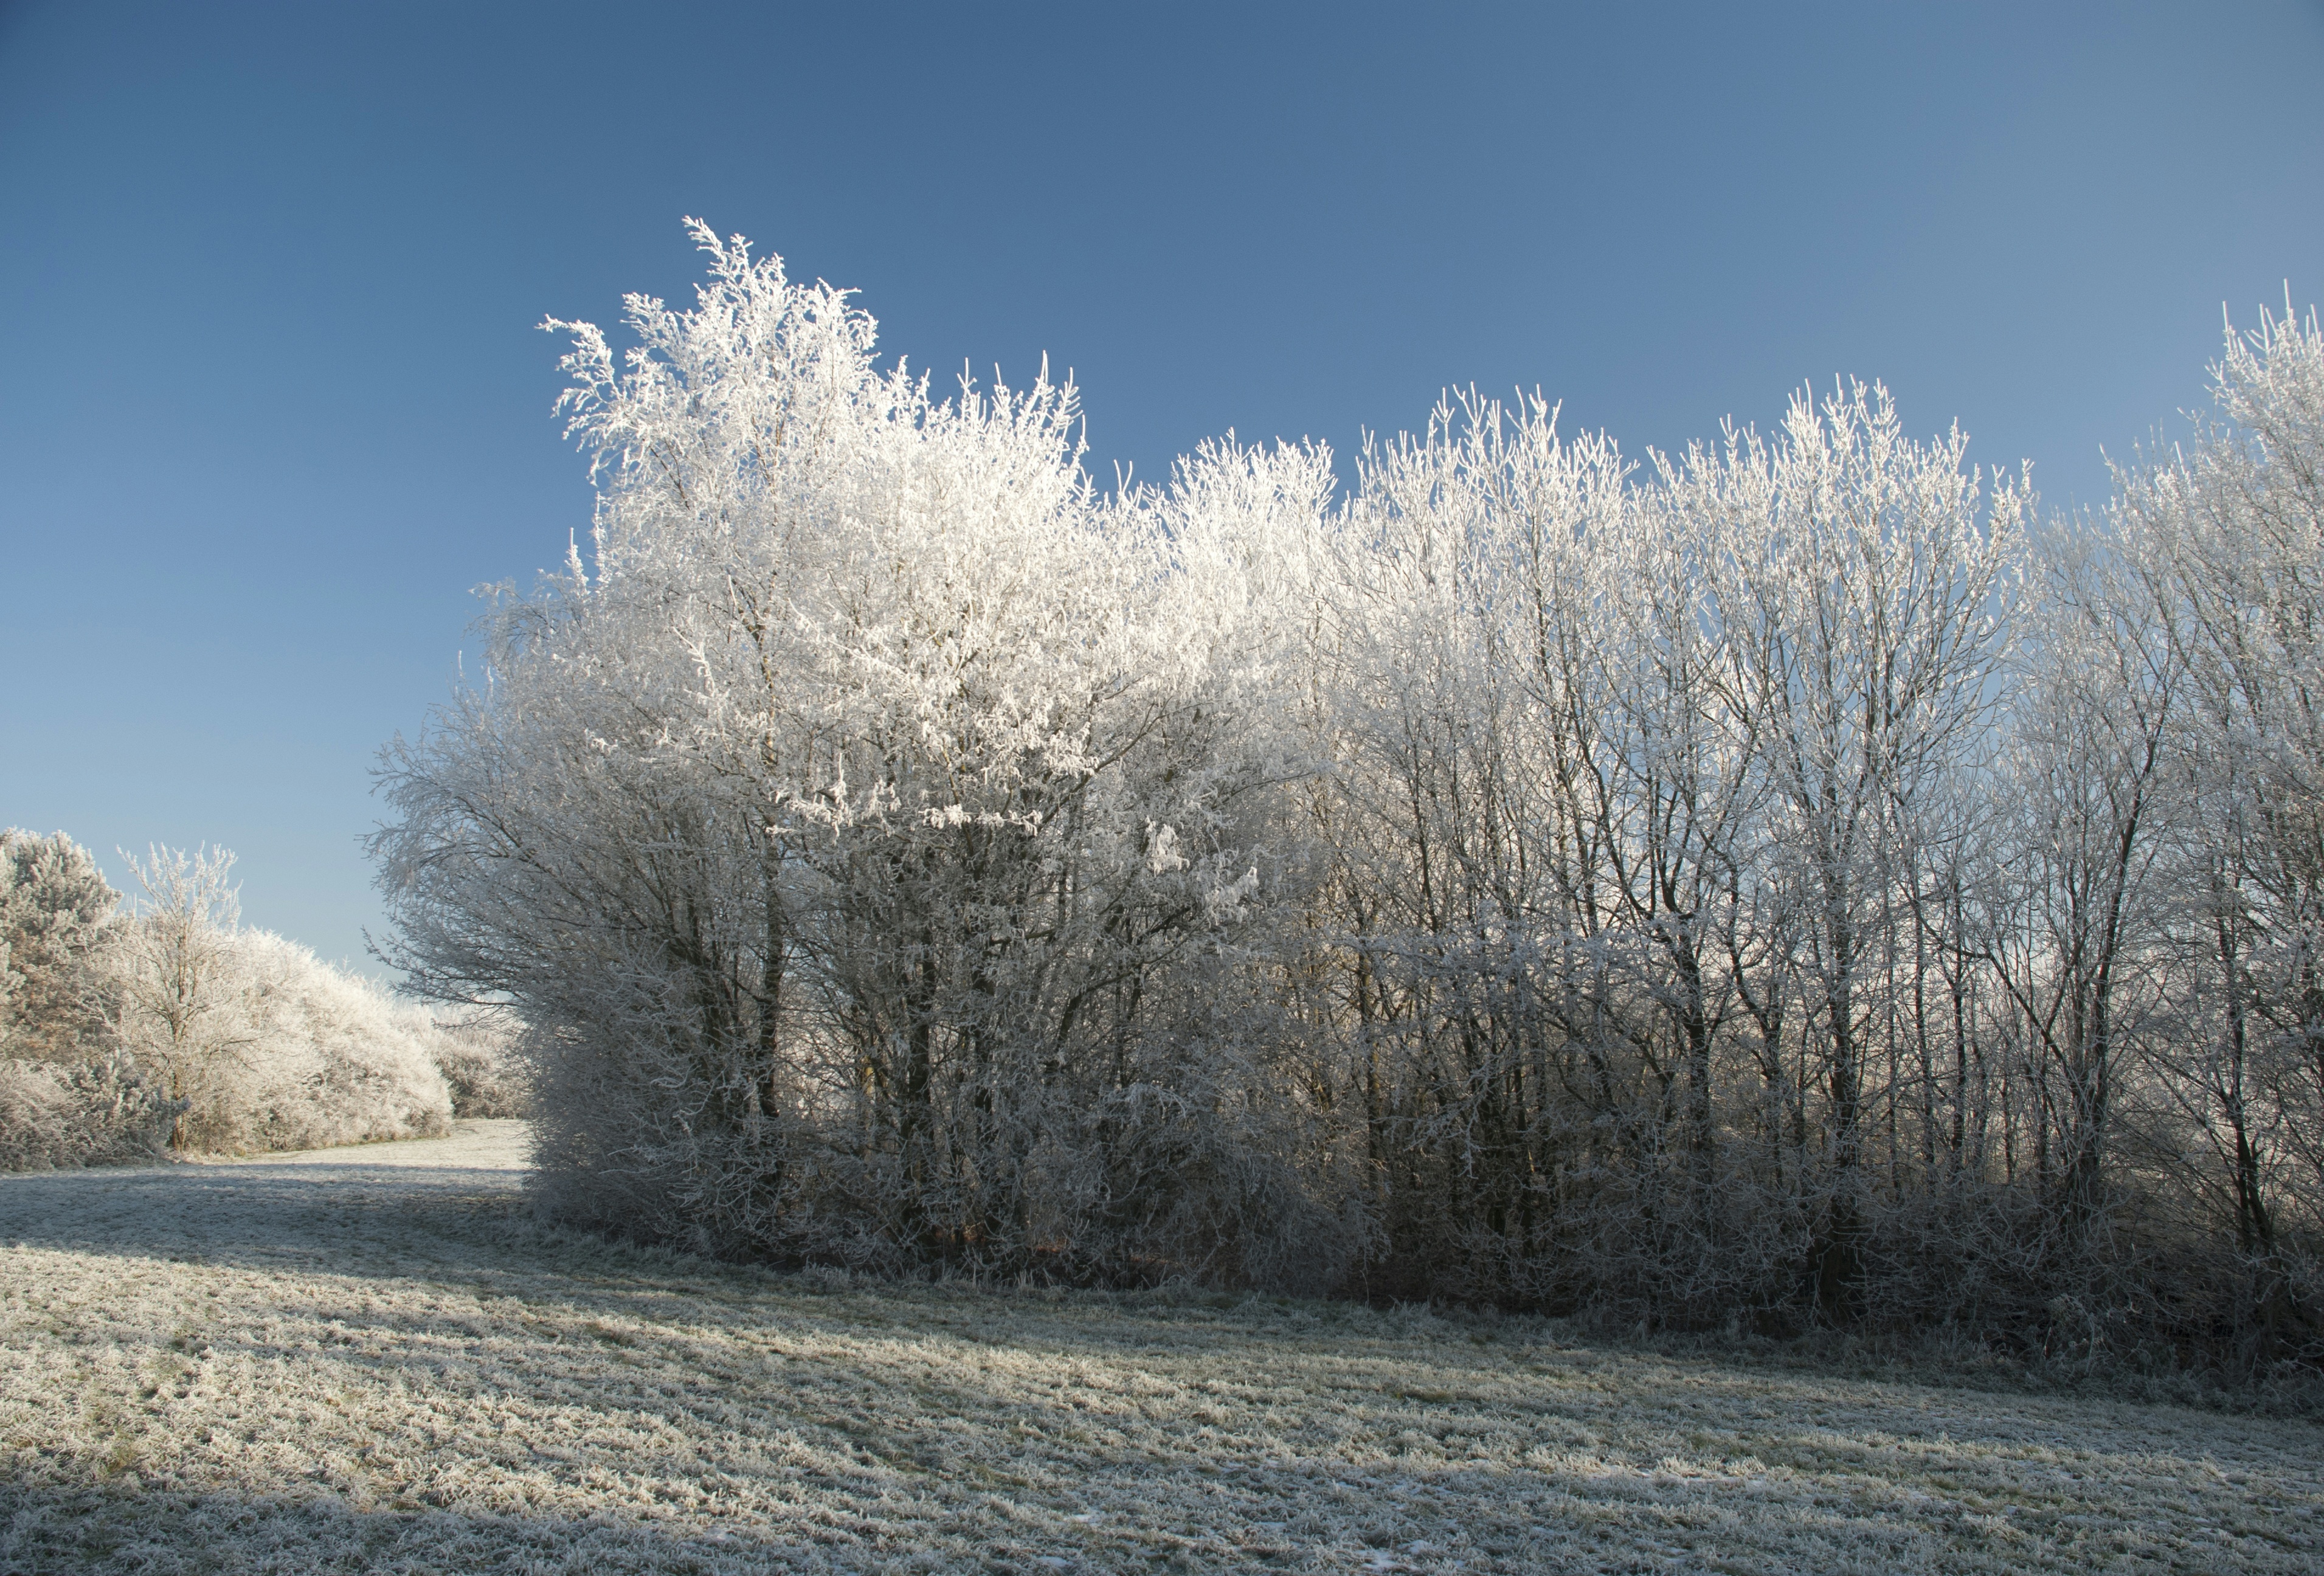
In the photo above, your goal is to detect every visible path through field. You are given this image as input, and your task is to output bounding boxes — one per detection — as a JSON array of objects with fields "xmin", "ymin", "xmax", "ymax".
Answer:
[{"xmin": 2, "ymin": 1122, "xmax": 2319, "ymax": 1574}]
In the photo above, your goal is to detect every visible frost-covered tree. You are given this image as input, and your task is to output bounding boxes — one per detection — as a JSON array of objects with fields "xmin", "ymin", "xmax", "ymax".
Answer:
[
  {"xmin": 1, "ymin": 832, "xmax": 175, "ymax": 1169},
  {"xmin": 189, "ymin": 927, "xmax": 454, "ymax": 1151},
  {"xmin": 1686, "ymin": 385, "xmax": 2027, "ymax": 1312},
  {"xmin": 106, "ymin": 844, "xmax": 249, "ymax": 1147},
  {"xmin": 108, "ymin": 848, "xmax": 456, "ymax": 1154},
  {"xmin": 2109, "ymin": 305, "xmax": 2324, "ymax": 1270},
  {"xmin": 376, "ymin": 223, "xmax": 1347, "ymax": 1282},
  {"xmin": 1986, "ymin": 520, "xmax": 2179, "ymax": 1242},
  {"xmin": 1302, "ymin": 384, "xmax": 2026, "ymax": 1319},
  {"xmin": 1, "ymin": 829, "xmax": 120, "ymax": 1061}
]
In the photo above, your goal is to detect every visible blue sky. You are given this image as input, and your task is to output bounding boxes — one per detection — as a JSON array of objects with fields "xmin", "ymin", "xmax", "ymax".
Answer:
[{"xmin": 4, "ymin": 1, "xmax": 2321, "ymax": 972}]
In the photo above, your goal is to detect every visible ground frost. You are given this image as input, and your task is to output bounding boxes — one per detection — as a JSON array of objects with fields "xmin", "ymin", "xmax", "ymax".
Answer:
[{"xmin": 1, "ymin": 1122, "xmax": 2317, "ymax": 1572}]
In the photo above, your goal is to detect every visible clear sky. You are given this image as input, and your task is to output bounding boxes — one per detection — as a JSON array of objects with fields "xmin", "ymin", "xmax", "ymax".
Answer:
[{"xmin": 4, "ymin": 1, "xmax": 2321, "ymax": 973}]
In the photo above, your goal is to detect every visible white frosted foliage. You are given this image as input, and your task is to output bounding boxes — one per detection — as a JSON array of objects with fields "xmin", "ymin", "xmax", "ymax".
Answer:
[{"xmin": 373, "ymin": 227, "xmax": 2324, "ymax": 1367}]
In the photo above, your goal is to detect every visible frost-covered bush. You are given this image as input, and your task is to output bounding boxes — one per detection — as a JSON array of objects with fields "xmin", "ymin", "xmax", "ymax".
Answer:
[
  {"xmin": 210, "ymin": 929, "xmax": 454, "ymax": 1151},
  {"xmin": 102, "ymin": 846, "xmax": 453, "ymax": 1155},
  {"xmin": 428, "ymin": 1012, "xmax": 529, "ymax": 1118},
  {"xmin": 117, "ymin": 925, "xmax": 454, "ymax": 1154},
  {"xmin": 0, "ymin": 1052, "xmax": 177, "ymax": 1170}
]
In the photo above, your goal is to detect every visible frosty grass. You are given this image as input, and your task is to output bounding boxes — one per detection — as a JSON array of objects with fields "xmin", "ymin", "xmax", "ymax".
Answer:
[{"xmin": 2, "ymin": 1122, "xmax": 2317, "ymax": 1573}]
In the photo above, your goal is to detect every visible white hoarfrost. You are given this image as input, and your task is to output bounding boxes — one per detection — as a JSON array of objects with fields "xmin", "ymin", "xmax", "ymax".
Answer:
[
  {"xmin": 371, "ymin": 224, "xmax": 2323, "ymax": 1365},
  {"xmin": 102, "ymin": 845, "xmax": 455, "ymax": 1154},
  {"xmin": 376, "ymin": 222, "xmax": 1344, "ymax": 1285},
  {"xmin": 2, "ymin": 1122, "xmax": 2317, "ymax": 1574},
  {"xmin": 178, "ymin": 927, "xmax": 457, "ymax": 1152},
  {"xmin": 3, "ymin": 838, "xmax": 468, "ymax": 1167}
]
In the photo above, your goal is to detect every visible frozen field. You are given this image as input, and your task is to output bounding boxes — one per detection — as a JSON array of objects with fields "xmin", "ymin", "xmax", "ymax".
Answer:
[{"xmin": 1, "ymin": 1124, "xmax": 2317, "ymax": 1574}]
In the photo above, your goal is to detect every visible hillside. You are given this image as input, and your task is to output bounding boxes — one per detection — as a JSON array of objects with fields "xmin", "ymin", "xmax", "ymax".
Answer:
[{"xmin": 2, "ymin": 1124, "xmax": 2316, "ymax": 1574}]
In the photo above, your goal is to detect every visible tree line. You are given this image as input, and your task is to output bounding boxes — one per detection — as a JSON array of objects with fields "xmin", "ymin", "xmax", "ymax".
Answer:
[{"xmin": 375, "ymin": 223, "xmax": 2324, "ymax": 1371}]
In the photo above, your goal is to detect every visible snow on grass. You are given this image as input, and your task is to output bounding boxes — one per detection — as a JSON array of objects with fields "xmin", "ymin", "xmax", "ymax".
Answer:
[{"xmin": 2, "ymin": 1122, "xmax": 2317, "ymax": 1574}]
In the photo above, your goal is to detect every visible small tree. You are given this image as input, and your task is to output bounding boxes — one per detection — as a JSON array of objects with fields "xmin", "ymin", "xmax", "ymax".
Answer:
[
  {"xmin": 1, "ymin": 829, "xmax": 121, "ymax": 1062},
  {"xmin": 108, "ymin": 845, "xmax": 253, "ymax": 1149}
]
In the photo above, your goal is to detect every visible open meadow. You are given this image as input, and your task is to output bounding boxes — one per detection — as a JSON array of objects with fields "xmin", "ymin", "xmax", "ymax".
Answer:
[{"xmin": 2, "ymin": 1123, "xmax": 2318, "ymax": 1575}]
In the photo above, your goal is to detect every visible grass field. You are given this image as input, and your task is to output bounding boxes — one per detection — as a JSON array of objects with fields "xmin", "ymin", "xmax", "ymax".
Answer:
[{"xmin": 2, "ymin": 1122, "xmax": 2318, "ymax": 1574}]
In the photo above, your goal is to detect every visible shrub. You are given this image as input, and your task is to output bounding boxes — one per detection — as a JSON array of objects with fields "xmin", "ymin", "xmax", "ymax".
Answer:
[
  {"xmin": 0, "ymin": 1052, "xmax": 177, "ymax": 1170},
  {"xmin": 427, "ymin": 1011, "xmax": 529, "ymax": 1119},
  {"xmin": 125, "ymin": 924, "xmax": 455, "ymax": 1154}
]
